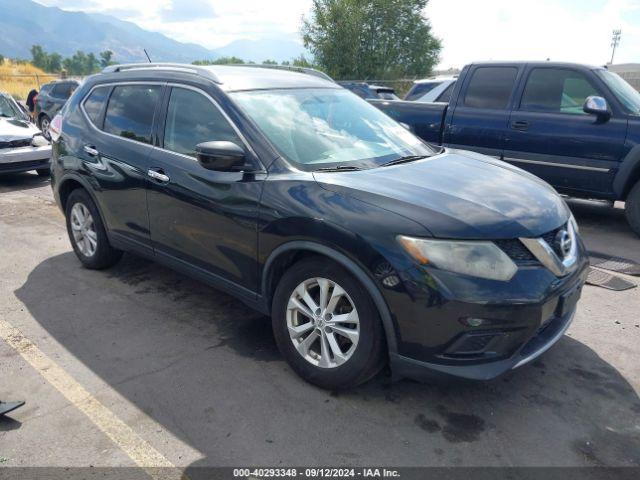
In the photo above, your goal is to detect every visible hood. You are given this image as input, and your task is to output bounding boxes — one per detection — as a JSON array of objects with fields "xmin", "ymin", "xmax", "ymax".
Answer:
[
  {"xmin": 313, "ymin": 149, "xmax": 570, "ymax": 239},
  {"xmin": 0, "ymin": 117, "xmax": 40, "ymax": 142}
]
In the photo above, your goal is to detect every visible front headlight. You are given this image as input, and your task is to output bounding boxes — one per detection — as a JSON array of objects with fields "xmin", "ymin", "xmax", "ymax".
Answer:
[
  {"xmin": 397, "ymin": 236, "xmax": 518, "ymax": 281},
  {"xmin": 31, "ymin": 134, "xmax": 49, "ymax": 147}
]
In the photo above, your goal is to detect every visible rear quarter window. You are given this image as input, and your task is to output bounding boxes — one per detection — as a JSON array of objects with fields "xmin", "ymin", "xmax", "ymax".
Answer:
[
  {"xmin": 463, "ymin": 67, "xmax": 518, "ymax": 109},
  {"xmin": 82, "ymin": 86, "xmax": 110, "ymax": 127}
]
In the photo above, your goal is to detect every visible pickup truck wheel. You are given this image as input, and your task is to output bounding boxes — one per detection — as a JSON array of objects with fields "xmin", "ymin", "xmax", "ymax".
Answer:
[
  {"xmin": 625, "ymin": 181, "xmax": 640, "ymax": 237},
  {"xmin": 65, "ymin": 189, "xmax": 123, "ymax": 269},
  {"xmin": 272, "ymin": 257, "xmax": 385, "ymax": 390}
]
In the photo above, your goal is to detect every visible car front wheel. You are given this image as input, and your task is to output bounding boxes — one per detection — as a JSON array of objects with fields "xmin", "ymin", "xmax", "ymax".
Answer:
[{"xmin": 272, "ymin": 257, "xmax": 385, "ymax": 389}]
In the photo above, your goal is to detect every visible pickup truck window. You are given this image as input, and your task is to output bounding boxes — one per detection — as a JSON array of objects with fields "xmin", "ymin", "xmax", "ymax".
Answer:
[
  {"xmin": 597, "ymin": 70, "xmax": 640, "ymax": 115},
  {"xmin": 435, "ymin": 82, "xmax": 455, "ymax": 103},
  {"xmin": 463, "ymin": 67, "xmax": 517, "ymax": 109},
  {"xmin": 520, "ymin": 68, "xmax": 598, "ymax": 115}
]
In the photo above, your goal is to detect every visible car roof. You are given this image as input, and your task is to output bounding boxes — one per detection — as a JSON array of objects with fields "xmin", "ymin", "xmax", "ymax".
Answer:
[
  {"xmin": 414, "ymin": 76, "xmax": 457, "ymax": 84},
  {"xmin": 100, "ymin": 63, "xmax": 337, "ymax": 92},
  {"xmin": 468, "ymin": 61, "xmax": 605, "ymax": 70},
  {"xmin": 368, "ymin": 85, "xmax": 394, "ymax": 92}
]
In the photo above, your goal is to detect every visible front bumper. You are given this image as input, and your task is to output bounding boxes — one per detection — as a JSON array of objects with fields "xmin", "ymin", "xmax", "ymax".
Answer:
[
  {"xmin": 0, "ymin": 145, "xmax": 51, "ymax": 173},
  {"xmin": 386, "ymin": 248, "xmax": 589, "ymax": 381}
]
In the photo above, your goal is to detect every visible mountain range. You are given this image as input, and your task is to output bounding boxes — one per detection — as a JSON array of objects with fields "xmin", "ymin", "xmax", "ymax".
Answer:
[{"xmin": 0, "ymin": 0, "xmax": 307, "ymax": 64}]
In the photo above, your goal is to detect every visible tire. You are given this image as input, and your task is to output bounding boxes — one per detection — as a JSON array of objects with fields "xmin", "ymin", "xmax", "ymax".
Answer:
[
  {"xmin": 625, "ymin": 181, "xmax": 640, "ymax": 237},
  {"xmin": 36, "ymin": 168, "xmax": 50, "ymax": 177},
  {"xmin": 272, "ymin": 257, "xmax": 385, "ymax": 390},
  {"xmin": 65, "ymin": 189, "xmax": 123, "ymax": 269},
  {"xmin": 39, "ymin": 114, "xmax": 51, "ymax": 140}
]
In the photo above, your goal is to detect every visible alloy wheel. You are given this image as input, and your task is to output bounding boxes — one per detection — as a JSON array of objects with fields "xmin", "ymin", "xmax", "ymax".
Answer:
[
  {"xmin": 70, "ymin": 203, "xmax": 97, "ymax": 257},
  {"xmin": 40, "ymin": 117, "xmax": 50, "ymax": 139},
  {"xmin": 286, "ymin": 277, "xmax": 360, "ymax": 368}
]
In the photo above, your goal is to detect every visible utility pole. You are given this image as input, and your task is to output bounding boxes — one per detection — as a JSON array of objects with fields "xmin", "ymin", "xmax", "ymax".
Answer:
[{"xmin": 610, "ymin": 29, "xmax": 622, "ymax": 65}]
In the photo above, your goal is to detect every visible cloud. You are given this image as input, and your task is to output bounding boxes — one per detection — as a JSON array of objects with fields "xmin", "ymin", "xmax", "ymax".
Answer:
[
  {"xmin": 160, "ymin": 0, "xmax": 216, "ymax": 22},
  {"xmin": 424, "ymin": 0, "xmax": 640, "ymax": 68}
]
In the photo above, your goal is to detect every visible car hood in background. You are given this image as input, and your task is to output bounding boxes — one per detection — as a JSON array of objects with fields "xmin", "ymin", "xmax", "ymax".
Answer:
[
  {"xmin": 313, "ymin": 149, "xmax": 570, "ymax": 239},
  {"xmin": 0, "ymin": 117, "xmax": 40, "ymax": 142}
]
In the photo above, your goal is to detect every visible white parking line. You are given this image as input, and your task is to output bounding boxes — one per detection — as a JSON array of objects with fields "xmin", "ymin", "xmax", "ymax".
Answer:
[{"xmin": 0, "ymin": 318, "xmax": 184, "ymax": 480}]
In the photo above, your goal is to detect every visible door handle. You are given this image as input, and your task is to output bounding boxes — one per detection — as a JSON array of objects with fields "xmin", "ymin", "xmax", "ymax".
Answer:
[
  {"xmin": 511, "ymin": 121, "xmax": 529, "ymax": 131},
  {"xmin": 83, "ymin": 145, "xmax": 99, "ymax": 156},
  {"xmin": 147, "ymin": 168, "xmax": 170, "ymax": 183}
]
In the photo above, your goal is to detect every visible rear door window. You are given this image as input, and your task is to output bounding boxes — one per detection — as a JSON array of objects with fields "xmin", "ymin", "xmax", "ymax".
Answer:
[
  {"xmin": 520, "ymin": 68, "xmax": 600, "ymax": 115},
  {"xmin": 103, "ymin": 85, "xmax": 161, "ymax": 144},
  {"xmin": 463, "ymin": 67, "xmax": 518, "ymax": 109},
  {"xmin": 51, "ymin": 83, "xmax": 76, "ymax": 99},
  {"xmin": 83, "ymin": 86, "xmax": 110, "ymax": 127}
]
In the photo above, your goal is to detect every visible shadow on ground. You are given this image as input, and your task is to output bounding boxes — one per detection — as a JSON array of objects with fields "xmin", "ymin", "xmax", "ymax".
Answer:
[
  {"xmin": 13, "ymin": 251, "xmax": 640, "ymax": 468},
  {"xmin": 0, "ymin": 172, "xmax": 50, "ymax": 193}
]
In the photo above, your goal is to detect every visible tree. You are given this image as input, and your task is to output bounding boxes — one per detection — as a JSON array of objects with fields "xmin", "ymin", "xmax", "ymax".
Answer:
[
  {"xmin": 30, "ymin": 45, "xmax": 49, "ymax": 70},
  {"xmin": 302, "ymin": 0, "xmax": 441, "ymax": 80},
  {"xmin": 86, "ymin": 53, "xmax": 100, "ymax": 74},
  {"xmin": 100, "ymin": 50, "xmax": 115, "ymax": 68},
  {"xmin": 193, "ymin": 56, "xmax": 245, "ymax": 65},
  {"xmin": 291, "ymin": 55, "xmax": 316, "ymax": 68},
  {"xmin": 0, "ymin": 54, "xmax": 4, "ymax": 65},
  {"xmin": 48, "ymin": 53, "xmax": 62, "ymax": 72},
  {"xmin": 262, "ymin": 59, "xmax": 278, "ymax": 65}
]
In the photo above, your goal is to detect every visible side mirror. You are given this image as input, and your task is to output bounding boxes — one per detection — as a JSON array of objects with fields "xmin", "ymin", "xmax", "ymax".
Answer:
[
  {"xmin": 583, "ymin": 96, "xmax": 610, "ymax": 118},
  {"xmin": 195, "ymin": 141, "xmax": 246, "ymax": 172}
]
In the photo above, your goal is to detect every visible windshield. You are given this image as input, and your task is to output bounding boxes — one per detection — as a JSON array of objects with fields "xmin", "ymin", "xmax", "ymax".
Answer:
[
  {"xmin": 231, "ymin": 88, "xmax": 434, "ymax": 170},
  {"xmin": 0, "ymin": 95, "xmax": 20, "ymax": 118},
  {"xmin": 596, "ymin": 70, "xmax": 640, "ymax": 115}
]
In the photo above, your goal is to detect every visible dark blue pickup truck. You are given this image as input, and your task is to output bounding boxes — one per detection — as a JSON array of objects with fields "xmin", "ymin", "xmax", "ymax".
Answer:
[{"xmin": 371, "ymin": 62, "xmax": 640, "ymax": 235}]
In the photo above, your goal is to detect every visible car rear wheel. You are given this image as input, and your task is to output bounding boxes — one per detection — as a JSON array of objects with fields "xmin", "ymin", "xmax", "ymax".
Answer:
[
  {"xmin": 272, "ymin": 257, "xmax": 385, "ymax": 389},
  {"xmin": 625, "ymin": 180, "xmax": 640, "ymax": 237},
  {"xmin": 65, "ymin": 189, "xmax": 123, "ymax": 269},
  {"xmin": 39, "ymin": 114, "xmax": 51, "ymax": 140}
]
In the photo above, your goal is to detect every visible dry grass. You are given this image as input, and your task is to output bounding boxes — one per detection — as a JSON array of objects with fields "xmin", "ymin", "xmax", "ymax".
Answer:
[{"xmin": 0, "ymin": 59, "xmax": 59, "ymax": 100}]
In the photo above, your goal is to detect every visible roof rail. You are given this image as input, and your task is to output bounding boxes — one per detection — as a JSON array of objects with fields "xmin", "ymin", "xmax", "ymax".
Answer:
[
  {"xmin": 102, "ymin": 63, "xmax": 221, "ymax": 83},
  {"xmin": 228, "ymin": 64, "xmax": 334, "ymax": 82}
]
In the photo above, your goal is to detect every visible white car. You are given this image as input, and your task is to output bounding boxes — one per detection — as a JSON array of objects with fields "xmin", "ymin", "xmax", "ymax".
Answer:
[
  {"xmin": 0, "ymin": 92, "xmax": 51, "ymax": 176},
  {"xmin": 404, "ymin": 76, "xmax": 457, "ymax": 103}
]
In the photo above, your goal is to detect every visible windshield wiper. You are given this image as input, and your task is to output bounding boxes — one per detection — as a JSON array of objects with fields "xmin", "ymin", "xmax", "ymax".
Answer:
[
  {"xmin": 315, "ymin": 165, "xmax": 363, "ymax": 172},
  {"xmin": 380, "ymin": 155, "xmax": 429, "ymax": 167}
]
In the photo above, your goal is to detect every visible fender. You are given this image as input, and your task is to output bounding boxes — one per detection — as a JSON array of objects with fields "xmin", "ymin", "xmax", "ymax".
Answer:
[
  {"xmin": 262, "ymin": 241, "xmax": 399, "ymax": 355},
  {"xmin": 613, "ymin": 145, "xmax": 640, "ymax": 199},
  {"xmin": 56, "ymin": 172, "xmax": 110, "ymax": 235}
]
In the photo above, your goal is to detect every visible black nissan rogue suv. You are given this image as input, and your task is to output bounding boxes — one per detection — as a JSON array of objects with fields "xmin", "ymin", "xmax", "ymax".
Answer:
[{"xmin": 50, "ymin": 63, "xmax": 589, "ymax": 389}]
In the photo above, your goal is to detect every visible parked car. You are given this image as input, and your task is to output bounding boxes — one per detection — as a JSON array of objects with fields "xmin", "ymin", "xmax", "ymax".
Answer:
[
  {"xmin": 0, "ymin": 91, "xmax": 51, "ymax": 176},
  {"xmin": 404, "ymin": 76, "xmax": 457, "ymax": 103},
  {"xmin": 51, "ymin": 63, "xmax": 588, "ymax": 389},
  {"xmin": 371, "ymin": 62, "xmax": 640, "ymax": 236},
  {"xmin": 35, "ymin": 79, "xmax": 80, "ymax": 139},
  {"xmin": 338, "ymin": 81, "xmax": 400, "ymax": 100}
]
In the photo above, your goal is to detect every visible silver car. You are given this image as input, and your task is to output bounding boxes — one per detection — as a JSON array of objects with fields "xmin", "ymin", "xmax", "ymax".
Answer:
[{"xmin": 0, "ymin": 92, "xmax": 51, "ymax": 176}]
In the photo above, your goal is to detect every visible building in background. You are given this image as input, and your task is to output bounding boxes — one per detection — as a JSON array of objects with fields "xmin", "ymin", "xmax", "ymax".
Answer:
[{"xmin": 609, "ymin": 63, "xmax": 640, "ymax": 91}]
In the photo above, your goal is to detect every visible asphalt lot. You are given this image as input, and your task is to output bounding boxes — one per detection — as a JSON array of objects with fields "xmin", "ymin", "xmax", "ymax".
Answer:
[{"xmin": 0, "ymin": 172, "xmax": 639, "ymax": 472}]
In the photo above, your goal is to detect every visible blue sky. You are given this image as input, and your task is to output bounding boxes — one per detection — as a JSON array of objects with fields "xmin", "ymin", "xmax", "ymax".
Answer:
[{"xmin": 36, "ymin": 0, "xmax": 640, "ymax": 68}]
